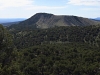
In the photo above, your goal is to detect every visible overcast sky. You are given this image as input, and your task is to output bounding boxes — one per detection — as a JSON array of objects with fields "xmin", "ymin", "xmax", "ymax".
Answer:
[{"xmin": 0, "ymin": 0, "xmax": 100, "ymax": 18}]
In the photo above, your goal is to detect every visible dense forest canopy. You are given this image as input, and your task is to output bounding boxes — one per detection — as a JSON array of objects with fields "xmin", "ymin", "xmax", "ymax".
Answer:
[
  {"xmin": 0, "ymin": 24, "xmax": 17, "ymax": 74},
  {"xmin": 0, "ymin": 24, "xmax": 100, "ymax": 75},
  {"xmin": 9, "ymin": 25, "xmax": 100, "ymax": 49}
]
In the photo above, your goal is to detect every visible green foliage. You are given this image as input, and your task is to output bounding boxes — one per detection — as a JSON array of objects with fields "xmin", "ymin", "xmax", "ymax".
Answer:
[
  {"xmin": 0, "ymin": 24, "xmax": 18, "ymax": 75},
  {"xmin": 1, "ymin": 24, "xmax": 100, "ymax": 75},
  {"xmin": 16, "ymin": 43, "xmax": 100, "ymax": 75},
  {"xmin": 9, "ymin": 25, "xmax": 100, "ymax": 49}
]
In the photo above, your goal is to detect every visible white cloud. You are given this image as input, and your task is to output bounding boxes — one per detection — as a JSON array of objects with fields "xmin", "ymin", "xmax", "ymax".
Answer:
[
  {"xmin": 82, "ymin": 8, "xmax": 100, "ymax": 11},
  {"xmin": 27, "ymin": 5, "xmax": 67, "ymax": 10},
  {"xmin": 67, "ymin": 0, "xmax": 100, "ymax": 6},
  {"xmin": 0, "ymin": 0, "xmax": 67, "ymax": 10},
  {"xmin": 0, "ymin": 0, "xmax": 33, "ymax": 9}
]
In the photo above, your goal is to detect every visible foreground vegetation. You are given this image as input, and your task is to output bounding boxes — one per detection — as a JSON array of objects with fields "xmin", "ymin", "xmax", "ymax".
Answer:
[
  {"xmin": 0, "ymin": 24, "xmax": 100, "ymax": 75},
  {"xmin": 16, "ymin": 43, "xmax": 100, "ymax": 75}
]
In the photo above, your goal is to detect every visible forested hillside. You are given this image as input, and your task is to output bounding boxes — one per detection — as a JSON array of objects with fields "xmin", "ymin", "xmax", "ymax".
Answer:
[
  {"xmin": 0, "ymin": 24, "xmax": 100, "ymax": 75},
  {"xmin": 16, "ymin": 43, "xmax": 100, "ymax": 75},
  {"xmin": 9, "ymin": 25, "xmax": 100, "ymax": 49},
  {"xmin": 0, "ymin": 24, "xmax": 18, "ymax": 75}
]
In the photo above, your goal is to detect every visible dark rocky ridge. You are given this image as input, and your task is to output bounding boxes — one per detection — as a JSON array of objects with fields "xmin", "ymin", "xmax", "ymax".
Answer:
[{"xmin": 8, "ymin": 13, "xmax": 100, "ymax": 30}]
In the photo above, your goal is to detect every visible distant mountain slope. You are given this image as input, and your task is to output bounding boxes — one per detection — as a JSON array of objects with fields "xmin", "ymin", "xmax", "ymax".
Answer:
[
  {"xmin": 94, "ymin": 17, "xmax": 100, "ymax": 20},
  {"xmin": 0, "ymin": 18, "xmax": 26, "ymax": 23},
  {"xmin": 1, "ymin": 21, "xmax": 20, "ymax": 26},
  {"xmin": 8, "ymin": 13, "xmax": 100, "ymax": 30}
]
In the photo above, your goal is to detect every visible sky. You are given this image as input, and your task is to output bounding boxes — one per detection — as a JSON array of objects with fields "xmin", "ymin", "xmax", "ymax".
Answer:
[{"xmin": 0, "ymin": 0, "xmax": 100, "ymax": 18}]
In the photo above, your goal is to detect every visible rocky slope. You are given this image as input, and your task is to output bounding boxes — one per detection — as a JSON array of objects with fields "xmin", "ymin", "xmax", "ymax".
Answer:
[{"xmin": 8, "ymin": 13, "xmax": 100, "ymax": 30}]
